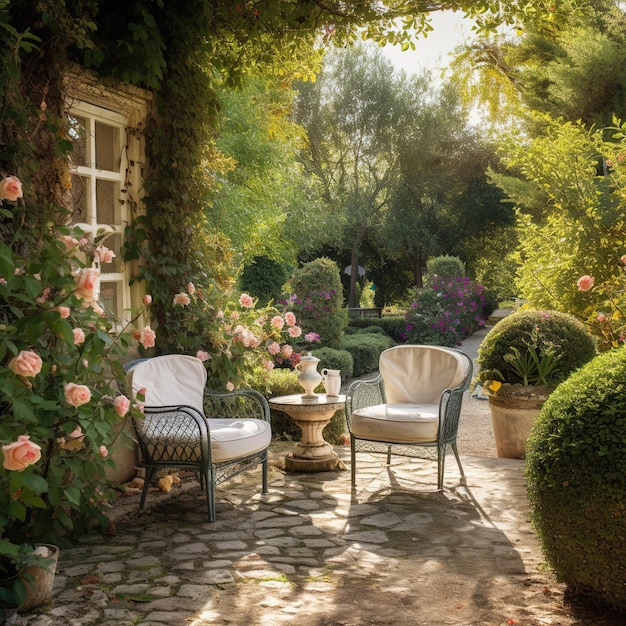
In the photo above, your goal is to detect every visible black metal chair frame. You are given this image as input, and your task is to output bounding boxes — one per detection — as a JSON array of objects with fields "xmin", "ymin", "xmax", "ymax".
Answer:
[
  {"xmin": 125, "ymin": 359, "xmax": 270, "ymax": 522},
  {"xmin": 345, "ymin": 347, "xmax": 473, "ymax": 491}
]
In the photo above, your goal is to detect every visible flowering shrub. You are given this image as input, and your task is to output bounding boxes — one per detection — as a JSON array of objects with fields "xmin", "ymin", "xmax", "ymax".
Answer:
[
  {"xmin": 0, "ymin": 176, "xmax": 148, "ymax": 606},
  {"xmin": 286, "ymin": 258, "xmax": 347, "ymax": 349},
  {"xmin": 576, "ymin": 256, "xmax": 626, "ymax": 351},
  {"xmin": 403, "ymin": 275, "xmax": 487, "ymax": 347},
  {"xmin": 163, "ymin": 281, "xmax": 307, "ymax": 389}
]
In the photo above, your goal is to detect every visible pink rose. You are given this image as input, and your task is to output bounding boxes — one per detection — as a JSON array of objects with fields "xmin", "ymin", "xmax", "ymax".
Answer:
[
  {"xmin": 239, "ymin": 293, "xmax": 254, "ymax": 308},
  {"xmin": 75, "ymin": 268, "xmax": 100, "ymax": 302},
  {"xmin": 270, "ymin": 316, "xmax": 285, "ymax": 330},
  {"xmin": 96, "ymin": 245, "xmax": 116, "ymax": 264},
  {"xmin": 597, "ymin": 313, "xmax": 607, "ymax": 322},
  {"xmin": 621, "ymin": 255, "xmax": 626, "ymax": 265},
  {"xmin": 0, "ymin": 278, "xmax": 6, "ymax": 285},
  {"xmin": 99, "ymin": 445, "xmax": 109, "ymax": 458},
  {"xmin": 73, "ymin": 328, "xmax": 86, "ymax": 345},
  {"xmin": 304, "ymin": 332, "xmax": 320, "ymax": 343},
  {"xmin": 263, "ymin": 360, "xmax": 275, "ymax": 371},
  {"xmin": 285, "ymin": 311, "xmax": 297, "ymax": 326},
  {"xmin": 0, "ymin": 176, "xmax": 23, "ymax": 202},
  {"xmin": 2, "ymin": 435, "xmax": 41, "ymax": 471},
  {"xmin": 577, "ymin": 275, "xmax": 594, "ymax": 292},
  {"xmin": 288, "ymin": 325, "xmax": 302, "ymax": 338},
  {"xmin": 225, "ymin": 381, "xmax": 235, "ymax": 392},
  {"xmin": 8, "ymin": 350, "xmax": 43, "ymax": 377},
  {"xmin": 268, "ymin": 341, "xmax": 281, "ymax": 355},
  {"xmin": 58, "ymin": 425, "xmax": 84, "ymax": 451},
  {"xmin": 142, "ymin": 294, "xmax": 152, "ymax": 305},
  {"xmin": 139, "ymin": 325, "xmax": 156, "ymax": 349},
  {"xmin": 282, "ymin": 344, "xmax": 293, "ymax": 358},
  {"xmin": 173, "ymin": 292, "xmax": 190, "ymax": 306},
  {"xmin": 56, "ymin": 306, "xmax": 71, "ymax": 319},
  {"xmin": 64, "ymin": 382, "xmax": 92, "ymax": 407},
  {"xmin": 113, "ymin": 394, "xmax": 131, "ymax": 417},
  {"xmin": 60, "ymin": 235, "xmax": 79, "ymax": 251},
  {"xmin": 230, "ymin": 311, "xmax": 239, "ymax": 320},
  {"xmin": 196, "ymin": 350, "xmax": 210, "ymax": 362}
]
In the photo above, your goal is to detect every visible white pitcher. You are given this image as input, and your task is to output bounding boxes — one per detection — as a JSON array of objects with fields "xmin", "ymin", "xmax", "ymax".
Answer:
[
  {"xmin": 321, "ymin": 368, "xmax": 341, "ymax": 397},
  {"xmin": 295, "ymin": 355, "xmax": 322, "ymax": 398}
]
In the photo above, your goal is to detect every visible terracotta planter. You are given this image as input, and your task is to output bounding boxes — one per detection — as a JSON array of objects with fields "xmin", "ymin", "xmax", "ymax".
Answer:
[
  {"xmin": 19, "ymin": 544, "xmax": 59, "ymax": 612},
  {"xmin": 487, "ymin": 386, "xmax": 550, "ymax": 459}
]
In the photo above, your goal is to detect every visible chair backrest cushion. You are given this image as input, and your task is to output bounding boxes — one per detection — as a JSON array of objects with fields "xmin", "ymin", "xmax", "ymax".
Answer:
[
  {"xmin": 128, "ymin": 355, "xmax": 207, "ymax": 411},
  {"xmin": 379, "ymin": 345, "xmax": 467, "ymax": 405}
]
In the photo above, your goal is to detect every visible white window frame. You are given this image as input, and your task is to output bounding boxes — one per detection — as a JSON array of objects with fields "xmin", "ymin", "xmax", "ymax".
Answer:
[
  {"xmin": 68, "ymin": 101, "xmax": 130, "ymax": 318},
  {"xmin": 64, "ymin": 66, "xmax": 152, "ymax": 325}
]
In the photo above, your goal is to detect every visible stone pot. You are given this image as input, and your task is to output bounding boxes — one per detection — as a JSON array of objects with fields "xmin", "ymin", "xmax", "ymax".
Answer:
[
  {"xmin": 487, "ymin": 385, "xmax": 551, "ymax": 459},
  {"xmin": 19, "ymin": 544, "xmax": 59, "ymax": 612}
]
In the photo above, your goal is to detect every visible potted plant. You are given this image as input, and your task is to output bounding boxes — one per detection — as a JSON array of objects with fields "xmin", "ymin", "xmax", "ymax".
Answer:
[{"xmin": 476, "ymin": 309, "xmax": 597, "ymax": 458}]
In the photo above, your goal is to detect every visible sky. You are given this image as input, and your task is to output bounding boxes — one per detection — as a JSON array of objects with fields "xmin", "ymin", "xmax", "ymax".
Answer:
[{"xmin": 380, "ymin": 10, "xmax": 475, "ymax": 76}]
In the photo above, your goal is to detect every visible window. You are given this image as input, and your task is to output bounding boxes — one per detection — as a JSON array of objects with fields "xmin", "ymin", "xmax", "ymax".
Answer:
[
  {"xmin": 68, "ymin": 102, "xmax": 128, "ymax": 318},
  {"xmin": 64, "ymin": 69, "xmax": 151, "ymax": 322}
]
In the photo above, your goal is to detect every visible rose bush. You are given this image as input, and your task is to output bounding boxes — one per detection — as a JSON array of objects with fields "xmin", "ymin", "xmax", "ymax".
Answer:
[
  {"xmin": 575, "ymin": 256, "xmax": 626, "ymax": 351},
  {"xmin": 162, "ymin": 281, "xmax": 306, "ymax": 389},
  {"xmin": 0, "ymin": 175, "xmax": 148, "ymax": 608}
]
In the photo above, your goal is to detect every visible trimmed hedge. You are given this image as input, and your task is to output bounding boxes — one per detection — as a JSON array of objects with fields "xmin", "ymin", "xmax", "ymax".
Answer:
[
  {"xmin": 347, "ymin": 316, "xmax": 406, "ymax": 342},
  {"xmin": 311, "ymin": 346, "xmax": 354, "ymax": 379},
  {"xmin": 340, "ymin": 332, "xmax": 395, "ymax": 377},
  {"xmin": 526, "ymin": 348, "xmax": 626, "ymax": 612}
]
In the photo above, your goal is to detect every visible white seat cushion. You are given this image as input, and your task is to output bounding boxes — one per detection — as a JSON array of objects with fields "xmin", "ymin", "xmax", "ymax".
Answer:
[
  {"xmin": 140, "ymin": 416, "xmax": 271, "ymax": 463},
  {"xmin": 351, "ymin": 403, "xmax": 438, "ymax": 443},
  {"xmin": 208, "ymin": 418, "xmax": 272, "ymax": 462}
]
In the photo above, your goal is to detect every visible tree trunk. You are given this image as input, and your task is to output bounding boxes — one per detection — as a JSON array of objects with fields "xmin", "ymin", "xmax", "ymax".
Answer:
[
  {"xmin": 412, "ymin": 256, "xmax": 423, "ymax": 288},
  {"xmin": 348, "ymin": 248, "xmax": 359, "ymax": 308}
]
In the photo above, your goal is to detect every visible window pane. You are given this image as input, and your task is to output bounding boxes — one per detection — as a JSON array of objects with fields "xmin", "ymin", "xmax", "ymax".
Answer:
[
  {"xmin": 100, "ymin": 232, "xmax": 123, "ymax": 272},
  {"xmin": 99, "ymin": 281, "xmax": 121, "ymax": 318},
  {"xmin": 68, "ymin": 115, "xmax": 89, "ymax": 168},
  {"xmin": 96, "ymin": 179, "xmax": 120, "ymax": 224},
  {"xmin": 68, "ymin": 175, "xmax": 89, "ymax": 222},
  {"xmin": 95, "ymin": 122, "xmax": 120, "ymax": 172}
]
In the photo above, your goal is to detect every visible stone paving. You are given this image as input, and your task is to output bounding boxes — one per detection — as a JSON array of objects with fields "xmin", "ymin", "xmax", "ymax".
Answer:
[{"xmin": 17, "ymin": 442, "xmax": 583, "ymax": 626}]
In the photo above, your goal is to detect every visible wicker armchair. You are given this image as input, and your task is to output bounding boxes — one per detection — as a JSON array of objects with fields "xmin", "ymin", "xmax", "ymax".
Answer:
[
  {"xmin": 345, "ymin": 345, "xmax": 472, "ymax": 490},
  {"xmin": 126, "ymin": 355, "xmax": 271, "ymax": 522}
]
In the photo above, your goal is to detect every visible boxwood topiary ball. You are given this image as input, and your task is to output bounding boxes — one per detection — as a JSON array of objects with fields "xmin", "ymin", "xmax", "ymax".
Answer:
[
  {"xmin": 526, "ymin": 348, "xmax": 626, "ymax": 612},
  {"xmin": 477, "ymin": 309, "xmax": 596, "ymax": 386}
]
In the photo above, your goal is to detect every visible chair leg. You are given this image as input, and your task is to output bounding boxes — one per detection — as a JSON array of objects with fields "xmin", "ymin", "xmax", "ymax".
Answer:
[
  {"xmin": 350, "ymin": 436, "xmax": 356, "ymax": 488},
  {"xmin": 452, "ymin": 442, "xmax": 466, "ymax": 486},
  {"xmin": 204, "ymin": 466, "xmax": 215, "ymax": 523},
  {"xmin": 139, "ymin": 467, "xmax": 155, "ymax": 511},
  {"xmin": 261, "ymin": 455, "xmax": 268, "ymax": 494},
  {"xmin": 437, "ymin": 445, "xmax": 445, "ymax": 491},
  {"xmin": 386, "ymin": 445, "xmax": 392, "ymax": 465}
]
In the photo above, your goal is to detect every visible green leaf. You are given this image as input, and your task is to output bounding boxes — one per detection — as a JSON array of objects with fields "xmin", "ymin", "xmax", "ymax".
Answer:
[
  {"xmin": 17, "ymin": 472, "xmax": 48, "ymax": 495},
  {"xmin": 0, "ymin": 242, "xmax": 14, "ymax": 277}
]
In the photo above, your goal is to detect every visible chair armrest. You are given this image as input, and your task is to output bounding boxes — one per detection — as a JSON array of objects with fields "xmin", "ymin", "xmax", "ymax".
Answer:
[
  {"xmin": 203, "ymin": 387, "xmax": 271, "ymax": 422},
  {"xmin": 345, "ymin": 375, "xmax": 386, "ymax": 430},
  {"xmin": 133, "ymin": 405, "xmax": 212, "ymax": 463},
  {"xmin": 438, "ymin": 350, "xmax": 473, "ymax": 443}
]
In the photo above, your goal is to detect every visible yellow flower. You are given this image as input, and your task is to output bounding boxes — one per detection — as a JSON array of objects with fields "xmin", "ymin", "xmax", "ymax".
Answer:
[{"xmin": 488, "ymin": 380, "xmax": 502, "ymax": 393}]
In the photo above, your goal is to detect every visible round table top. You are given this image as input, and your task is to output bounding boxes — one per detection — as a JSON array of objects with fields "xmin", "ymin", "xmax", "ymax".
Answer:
[{"xmin": 269, "ymin": 393, "xmax": 346, "ymax": 411}]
